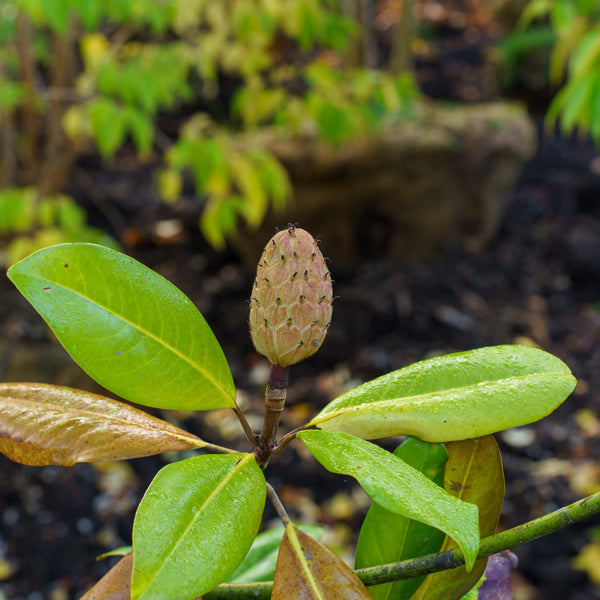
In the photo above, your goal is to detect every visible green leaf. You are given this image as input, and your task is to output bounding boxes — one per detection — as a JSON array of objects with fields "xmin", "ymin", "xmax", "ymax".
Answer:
[
  {"xmin": 132, "ymin": 453, "xmax": 266, "ymax": 600},
  {"xmin": 560, "ymin": 73, "xmax": 595, "ymax": 133},
  {"xmin": 315, "ymin": 100, "xmax": 357, "ymax": 145},
  {"xmin": 88, "ymin": 98, "xmax": 127, "ymax": 158},
  {"xmin": 228, "ymin": 152, "xmax": 268, "ymax": 228},
  {"xmin": 571, "ymin": 27, "xmax": 600, "ymax": 77},
  {"xmin": 229, "ymin": 524, "xmax": 325, "ymax": 583},
  {"xmin": 298, "ymin": 430, "xmax": 480, "ymax": 571},
  {"xmin": 7, "ymin": 244, "xmax": 236, "ymax": 411},
  {"xmin": 309, "ymin": 345, "xmax": 576, "ymax": 442},
  {"xmin": 355, "ymin": 437, "xmax": 448, "ymax": 600},
  {"xmin": 72, "ymin": 0, "xmax": 104, "ymax": 29},
  {"xmin": 125, "ymin": 107, "xmax": 154, "ymax": 157},
  {"xmin": 411, "ymin": 435, "xmax": 505, "ymax": 600},
  {"xmin": 0, "ymin": 383, "xmax": 206, "ymax": 466},
  {"xmin": 40, "ymin": 0, "xmax": 70, "ymax": 33},
  {"xmin": 0, "ymin": 188, "xmax": 36, "ymax": 233}
]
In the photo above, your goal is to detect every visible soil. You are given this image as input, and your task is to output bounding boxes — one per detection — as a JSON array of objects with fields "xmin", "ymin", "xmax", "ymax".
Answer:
[{"xmin": 2, "ymin": 4, "xmax": 600, "ymax": 600}]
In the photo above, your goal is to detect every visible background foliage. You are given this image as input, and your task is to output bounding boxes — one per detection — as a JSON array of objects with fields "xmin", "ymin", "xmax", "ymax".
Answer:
[
  {"xmin": 0, "ymin": 0, "xmax": 417, "ymax": 261},
  {"xmin": 0, "ymin": 0, "xmax": 598, "ymax": 261}
]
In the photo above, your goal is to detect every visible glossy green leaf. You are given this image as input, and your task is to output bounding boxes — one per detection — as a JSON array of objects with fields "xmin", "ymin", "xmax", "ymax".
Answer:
[
  {"xmin": 298, "ymin": 430, "xmax": 480, "ymax": 571},
  {"xmin": 272, "ymin": 523, "xmax": 373, "ymax": 600},
  {"xmin": 309, "ymin": 345, "xmax": 575, "ymax": 442},
  {"xmin": 132, "ymin": 453, "xmax": 266, "ymax": 600},
  {"xmin": 412, "ymin": 435, "xmax": 505, "ymax": 600},
  {"xmin": 229, "ymin": 524, "xmax": 325, "ymax": 583},
  {"xmin": 0, "ymin": 383, "xmax": 206, "ymax": 466},
  {"xmin": 355, "ymin": 438, "xmax": 448, "ymax": 600},
  {"xmin": 7, "ymin": 244, "xmax": 236, "ymax": 411}
]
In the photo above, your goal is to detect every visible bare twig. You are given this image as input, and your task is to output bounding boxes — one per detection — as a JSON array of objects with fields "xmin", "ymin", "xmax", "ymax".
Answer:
[{"xmin": 204, "ymin": 490, "xmax": 600, "ymax": 599}]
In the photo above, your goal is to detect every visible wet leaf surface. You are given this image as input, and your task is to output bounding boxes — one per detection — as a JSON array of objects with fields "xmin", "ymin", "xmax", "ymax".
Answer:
[
  {"xmin": 309, "ymin": 345, "xmax": 576, "ymax": 442},
  {"xmin": 132, "ymin": 453, "xmax": 266, "ymax": 600},
  {"xmin": 299, "ymin": 430, "xmax": 480, "ymax": 571},
  {"xmin": 355, "ymin": 438, "xmax": 448, "ymax": 600}
]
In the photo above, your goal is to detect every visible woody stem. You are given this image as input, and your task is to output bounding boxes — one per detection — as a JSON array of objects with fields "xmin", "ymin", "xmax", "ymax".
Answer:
[{"xmin": 255, "ymin": 365, "xmax": 288, "ymax": 469}]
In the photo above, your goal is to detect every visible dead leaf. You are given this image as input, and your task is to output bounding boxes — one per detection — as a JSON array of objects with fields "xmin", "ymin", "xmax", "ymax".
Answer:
[
  {"xmin": 80, "ymin": 553, "xmax": 132, "ymax": 600},
  {"xmin": 273, "ymin": 523, "xmax": 373, "ymax": 600},
  {"xmin": 0, "ymin": 383, "xmax": 205, "ymax": 466}
]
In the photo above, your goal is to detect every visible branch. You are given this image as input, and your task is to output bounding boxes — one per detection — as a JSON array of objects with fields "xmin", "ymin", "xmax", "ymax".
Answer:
[{"xmin": 204, "ymin": 490, "xmax": 600, "ymax": 599}]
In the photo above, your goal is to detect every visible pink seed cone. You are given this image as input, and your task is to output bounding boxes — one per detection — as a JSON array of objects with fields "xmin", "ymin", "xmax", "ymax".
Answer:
[{"xmin": 249, "ymin": 226, "xmax": 333, "ymax": 367}]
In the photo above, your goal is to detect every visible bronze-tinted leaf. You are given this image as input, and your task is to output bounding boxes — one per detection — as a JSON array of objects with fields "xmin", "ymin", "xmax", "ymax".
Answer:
[
  {"xmin": 411, "ymin": 435, "xmax": 505, "ymax": 600},
  {"xmin": 0, "ymin": 383, "xmax": 206, "ymax": 466},
  {"xmin": 273, "ymin": 523, "xmax": 373, "ymax": 600},
  {"xmin": 79, "ymin": 553, "xmax": 132, "ymax": 600}
]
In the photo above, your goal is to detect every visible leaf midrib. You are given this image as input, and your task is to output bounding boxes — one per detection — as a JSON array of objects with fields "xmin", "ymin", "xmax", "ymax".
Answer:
[
  {"xmin": 142, "ymin": 454, "xmax": 254, "ymax": 594},
  {"xmin": 21, "ymin": 272, "xmax": 232, "ymax": 403},
  {"xmin": 286, "ymin": 526, "xmax": 327, "ymax": 600},
  {"xmin": 3, "ymin": 396, "xmax": 203, "ymax": 445},
  {"xmin": 311, "ymin": 371, "xmax": 566, "ymax": 426},
  {"xmin": 310, "ymin": 435, "xmax": 476, "ymax": 558}
]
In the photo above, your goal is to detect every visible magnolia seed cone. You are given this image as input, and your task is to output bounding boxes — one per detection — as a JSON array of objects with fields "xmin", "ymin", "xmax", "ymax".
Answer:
[{"xmin": 249, "ymin": 226, "xmax": 333, "ymax": 367}]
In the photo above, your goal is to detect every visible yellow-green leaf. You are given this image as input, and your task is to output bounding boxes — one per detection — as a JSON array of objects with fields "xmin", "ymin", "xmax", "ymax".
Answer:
[
  {"xmin": 7, "ymin": 244, "xmax": 236, "ymax": 411},
  {"xmin": 309, "ymin": 346, "xmax": 575, "ymax": 443}
]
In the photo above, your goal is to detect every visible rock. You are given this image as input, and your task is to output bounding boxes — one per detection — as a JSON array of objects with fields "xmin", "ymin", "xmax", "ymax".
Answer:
[{"xmin": 232, "ymin": 102, "xmax": 537, "ymax": 266}]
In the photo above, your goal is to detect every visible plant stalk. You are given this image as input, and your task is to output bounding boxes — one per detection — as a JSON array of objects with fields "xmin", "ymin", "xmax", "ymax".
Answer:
[
  {"xmin": 255, "ymin": 365, "xmax": 288, "ymax": 468},
  {"xmin": 233, "ymin": 406, "xmax": 258, "ymax": 447},
  {"xmin": 267, "ymin": 483, "xmax": 291, "ymax": 526},
  {"xmin": 204, "ymin": 490, "xmax": 600, "ymax": 599}
]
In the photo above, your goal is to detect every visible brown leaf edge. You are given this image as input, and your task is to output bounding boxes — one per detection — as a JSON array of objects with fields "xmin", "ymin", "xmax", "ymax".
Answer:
[{"xmin": 79, "ymin": 553, "xmax": 132, "ymax": 600}]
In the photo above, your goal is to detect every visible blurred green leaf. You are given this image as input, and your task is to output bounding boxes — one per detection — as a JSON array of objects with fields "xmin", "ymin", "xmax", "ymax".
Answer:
[
  {"xmin": 88, "ymin": 98, "xmax": 127, "ymax": 158},
  {"xmin": 228, "ymin": 524, "xmax": 325, "ymax": 583}
]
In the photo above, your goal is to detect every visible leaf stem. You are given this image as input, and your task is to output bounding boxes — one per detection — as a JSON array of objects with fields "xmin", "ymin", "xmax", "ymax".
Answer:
[
  {"xmin": 267, "ymin": 482, "xmax": 291, "ymax": 526},
  {"xmin": 233, "ymin": 405, "xmax": 258, "ymax": 447},
  {"xmin": 271, "ymin": 423, "xmax": 308, "ymax": 454},
  {"xmin": 204, "ymin": 490, "xmax": 600, "ymax": 599},
  {"xmin": 202, "ymin": 441, "xmax": 239, "ymax": 455}
]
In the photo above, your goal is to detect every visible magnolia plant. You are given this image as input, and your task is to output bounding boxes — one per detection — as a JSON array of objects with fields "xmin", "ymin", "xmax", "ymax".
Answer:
[{"xmin": 0, "ymin": 226, "xmax": 596, "ymax": 600}]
